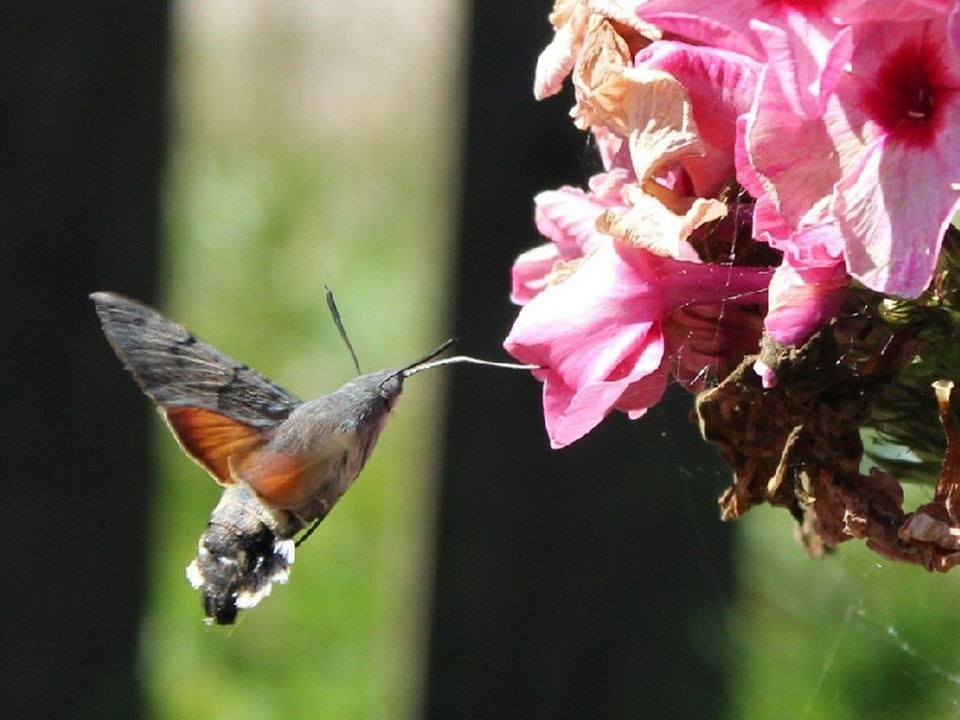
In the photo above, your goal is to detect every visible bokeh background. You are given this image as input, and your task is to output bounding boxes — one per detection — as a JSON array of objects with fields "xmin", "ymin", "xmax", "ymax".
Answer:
[
  {"xmin": 147, "ymin": 1, "xmax": 454, "ymax": 716},
  {"xmin": 6, "ymin": 1, "xmax": 960, "ymax": 718}
]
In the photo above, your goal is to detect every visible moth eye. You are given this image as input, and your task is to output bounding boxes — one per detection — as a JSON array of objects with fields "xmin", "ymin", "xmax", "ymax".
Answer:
[{"xmin": 380, "ymin": 384, "xmax": 403, "ymax": 413}]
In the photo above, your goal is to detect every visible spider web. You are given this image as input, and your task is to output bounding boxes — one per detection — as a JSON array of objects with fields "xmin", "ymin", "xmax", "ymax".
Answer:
[
  {"xmin": 732, "ymin": 484, "xmax": 960, "ymax": 720},
  {"xmin": 662, "ymin": 246, "xmax": 960, "ymax": 717}
]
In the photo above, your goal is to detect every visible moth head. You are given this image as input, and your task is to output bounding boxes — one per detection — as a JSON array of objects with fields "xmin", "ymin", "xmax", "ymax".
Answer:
[
  {"xmin": 377, "ymin": 371, "xmax": 405, "ymax": 413},
  {"xmin": 367, "ymin": 338, "xmax": 457, "ymax": 414}
]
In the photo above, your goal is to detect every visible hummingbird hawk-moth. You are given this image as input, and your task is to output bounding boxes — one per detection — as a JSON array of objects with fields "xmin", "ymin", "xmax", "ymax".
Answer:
[{"xmin": 91, "ymin": 291, "xmax": 531, "ymax": 625}]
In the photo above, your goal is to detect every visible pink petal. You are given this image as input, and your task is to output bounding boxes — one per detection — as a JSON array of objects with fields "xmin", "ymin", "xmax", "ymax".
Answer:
[
  {"xmin": 515, "ymin": 174, "xmax": 634, "ymax": 305},
  {"xmin": 534, "ymin": 187, "xmax": 605, "ymax": 252},
  {"xmin": 753, "ymin": 358, "xmax": 778, "ymax": 389},
  {"xmin": 511, "ymin": 243, "xmax": 562, "ymax": 305},
  {"xmin": 541, "ymin": 340, "xmax": 668, "ymax": 448},
  {"xmin": 734, "ymin": 115, "xmax": 765, "ymax": 198},
  {"xmin": 635, "ymin": 0, "xmax": 766, "ymax": 59},
  {"xmin": 764, "ymin": 258, "xmax": 850, "ymax": 347},
  {"xmin": 750, "ymin": 18, "xmax": 851, "ymax": 118},
  {"xmin": 831, "ymin": 0, "xmax": 953, "ymax": 23},
  {"xmin": 744, "ymin": 62, "xmax": 841, "ymax": 227},
  {"xmin": 505, "ymin": 241, "xmax": 668, "ymax": 448},
  {"xmin": 534, "ymin": 173, "xmax": 630, "ymax": 254},
  {"xmin": 837, "ymin": 138, "xmax": 960, "ymax": 298},
  {"xmin": 617, "ymin": 364, "xmax": 671, "ymax": 416},
  {"xmin": 952, "ymin": 1, "xmax": 960, "ymax": 52},
  {"xmin": 754, "ymin": 199, "xmax": 844, "ymax": 267}
]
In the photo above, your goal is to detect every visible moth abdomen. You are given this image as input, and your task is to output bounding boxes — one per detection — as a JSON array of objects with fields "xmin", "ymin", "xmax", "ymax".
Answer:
[{"xmin": 186, "ymin": 483, "xmax": 302, "ymax": 625}]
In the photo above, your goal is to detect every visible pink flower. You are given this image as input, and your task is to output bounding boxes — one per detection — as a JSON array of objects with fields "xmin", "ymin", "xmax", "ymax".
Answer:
[
  {"xmin": 583, "ymin": 43, "xmax": 760, "ymax": 261},
  {"xmin": 504, "ymin": 239, "xmax": 771, "ymax": 448},
  {"xmin": 764, "ymin": 258, "xmax": 850, "ymax": 345},
  {"xmin": 636, "ymin": 41, "xmax": 761, "ymax": 196},
  {"xmin": 831, "ymin": 20, "xmax": 960, "ymax": 297},
  {"xmin": 745, "ymin": 19, "xmax": 960, "ymax": 299}
]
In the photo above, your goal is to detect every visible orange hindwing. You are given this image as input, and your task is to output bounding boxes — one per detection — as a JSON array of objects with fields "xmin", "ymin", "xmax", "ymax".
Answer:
[{"xmin": 164, "ymin": 407, "xmax": 267, "ymax": 484}]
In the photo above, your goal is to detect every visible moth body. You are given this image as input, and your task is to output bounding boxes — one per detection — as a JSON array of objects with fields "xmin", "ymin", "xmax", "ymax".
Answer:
[
  {"xmin": 91, "ymin": 292, "xmax": 407, "ymax": 624},
  {"xmin": 248, "ymin": 370, "xmax": 404, "ymax": 521}
]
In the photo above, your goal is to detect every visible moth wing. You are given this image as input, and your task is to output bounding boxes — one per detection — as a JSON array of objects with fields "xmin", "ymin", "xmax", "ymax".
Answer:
[
  {"xmin": 91, "ymin": 292, "xmax": 301, "ymax": 423},
  {"xmin": 164, "ymin": 407, "xmax": 267, "ymax": 485},
  {"xmin": 91, "ymin": 292, "xmax": 303, "ymax": 484}
]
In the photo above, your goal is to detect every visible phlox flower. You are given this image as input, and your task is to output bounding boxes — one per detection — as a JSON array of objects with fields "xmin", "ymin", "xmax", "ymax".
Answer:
[
  {"xmin": 831, "ymin": 20, "xmax": 960, "ymax": 297},
  {"xmin": 634, "ymin": 41, "xmax": 761, "ymax": 196},
  {"xmin": 584, "ymin": 44, "xmax": 760, "ymax": 260},
  {"xmin": 504, "ymin": 239, "xmax": 771, "ymax": 448},
  {"xmin": 514, "ymin": 9, "xmax": 775, "ymax": 447},
  {"xmin": 744, "ymin": 19, "xmax": 960, "ymax": 299},
  {"xmin": 523, "ymin": 0, "xmax": 960, "ymax": 569}
]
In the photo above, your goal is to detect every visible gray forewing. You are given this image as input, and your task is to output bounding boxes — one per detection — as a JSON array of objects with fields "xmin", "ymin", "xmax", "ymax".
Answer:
[{"xmin": 91, "ymin": 292, "xmax": 301, "ymax": 426}]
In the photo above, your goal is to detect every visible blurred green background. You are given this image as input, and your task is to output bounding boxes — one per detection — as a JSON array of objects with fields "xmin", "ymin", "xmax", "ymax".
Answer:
[
  {"xmin": 144, "ymin": 2, "xmax": 455, "ymax": 717},
  {"xmin": 141, "ymin": 2, "xmax": 960, "ymax": 718}
]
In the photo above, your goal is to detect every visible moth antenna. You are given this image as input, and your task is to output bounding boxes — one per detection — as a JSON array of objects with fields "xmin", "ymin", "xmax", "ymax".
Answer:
[
  {"xmin": 403, "ymin": 355, "xmax": 540, "ymax": 377},
  {"xmin": 325, "ymin": 287, "xmax": 362, "ymax": 375}
]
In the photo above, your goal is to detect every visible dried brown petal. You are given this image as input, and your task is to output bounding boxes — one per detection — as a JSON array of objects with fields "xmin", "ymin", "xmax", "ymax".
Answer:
[
  {"xmin": 534, "ymin": 1, "xmax": 660, "ymax": 101},
  {"xmin": 697, "ymin": 327, "xmax": 917, "ymax": 554},
  {"xmin": 597, "ymin": 185, "xmax": 725, "ymax": 259},
  {"xmin": 571, "ymin": 18, "xmax": 635, "ymax": 129}
]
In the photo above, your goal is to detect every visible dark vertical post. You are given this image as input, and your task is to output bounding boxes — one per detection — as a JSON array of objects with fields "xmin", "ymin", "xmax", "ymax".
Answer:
[
  {"xmin": 0, "ymin": 4, "xmax": 168, "ymax": 717},
  {"xmin": 425, "ymin": 2, "xmax": 736, "ymax": 718}
]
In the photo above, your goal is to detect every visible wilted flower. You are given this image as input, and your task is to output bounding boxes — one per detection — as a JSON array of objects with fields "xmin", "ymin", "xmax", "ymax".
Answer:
[{"xmin": 510, "ymin": 0, "xmax": 960, "ymax": 571}]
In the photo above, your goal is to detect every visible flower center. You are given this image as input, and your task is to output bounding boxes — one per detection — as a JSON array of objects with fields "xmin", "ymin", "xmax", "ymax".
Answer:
[
  {"xmin": 862, "ymin": 36, "xmax": 955, "ymax": 146},
  {"xmin": 904, "ymin": 85, "xmax": 935, "ymax": 122}
]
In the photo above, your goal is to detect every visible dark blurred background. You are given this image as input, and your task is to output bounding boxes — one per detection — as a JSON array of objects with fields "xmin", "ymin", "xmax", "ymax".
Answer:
[{"xmin": 4, "ymin": 2, "xmax": 960, "ymax": 719}]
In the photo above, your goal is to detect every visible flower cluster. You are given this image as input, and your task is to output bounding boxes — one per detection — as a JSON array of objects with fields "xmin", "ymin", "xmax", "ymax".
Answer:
[{"xmin": 506, "ymin": 0, "xmax": 960, "ymax": 569}]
